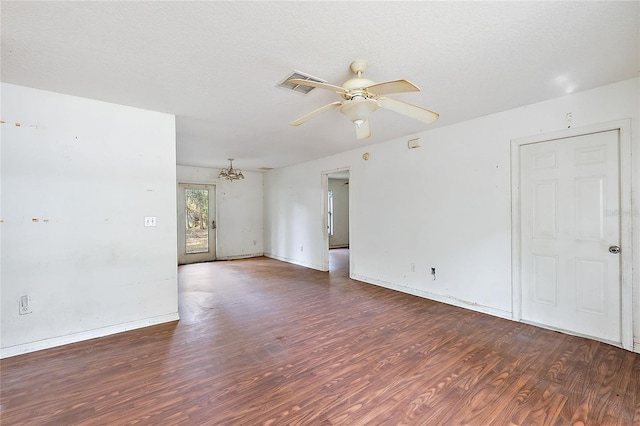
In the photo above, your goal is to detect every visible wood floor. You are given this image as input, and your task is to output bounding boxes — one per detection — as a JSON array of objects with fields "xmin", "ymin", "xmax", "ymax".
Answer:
[{"xmin": 2, "ymin": 249, "xmax": 639, "ymax": 425}]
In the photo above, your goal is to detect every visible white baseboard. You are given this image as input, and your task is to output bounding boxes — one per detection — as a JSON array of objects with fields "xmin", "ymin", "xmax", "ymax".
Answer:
[
  {"xmin": 350, "ymin": 273, "xmax": 513, "ymax": 320},
  {"xmin": 0, "ymin": 312, "xmax": 180, "ymax": 359},
  {"xmin": 216, "ymin": 252, "xmax": 263, "ymax": 261},
  {"xmin": 263, "ymin": 252, "xmax": 325, "ymax": 271}
]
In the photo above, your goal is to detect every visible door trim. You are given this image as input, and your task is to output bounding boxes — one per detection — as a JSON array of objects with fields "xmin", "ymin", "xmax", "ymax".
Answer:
[{"xmin": 511, "ymin": 119, "xmax": 632, "ymax": 350}]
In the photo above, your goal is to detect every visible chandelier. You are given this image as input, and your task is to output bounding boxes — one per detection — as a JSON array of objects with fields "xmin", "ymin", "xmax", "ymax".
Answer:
[{"xmin": 218, "ymin": 158, "xmax": 245, "ymax": 181}]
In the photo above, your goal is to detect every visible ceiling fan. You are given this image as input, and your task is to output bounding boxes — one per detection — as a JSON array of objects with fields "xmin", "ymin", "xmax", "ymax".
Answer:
[{"xmin": 287, "ymin": 60, "xmax": 439, "ymax": 139}]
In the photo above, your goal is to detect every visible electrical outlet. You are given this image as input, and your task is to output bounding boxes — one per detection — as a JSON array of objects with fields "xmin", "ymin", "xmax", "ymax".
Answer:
[{"xmin": 411, "ymin": 263, "xmax": 415, "ymax": 272}]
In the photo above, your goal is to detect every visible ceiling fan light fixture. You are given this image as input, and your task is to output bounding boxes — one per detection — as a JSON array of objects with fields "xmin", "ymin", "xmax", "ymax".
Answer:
[
  {"xmin": 218, "ymin": 158, "xmax": 245, "ymax": 181},
  {"xmin": 340, "ymin": 97, "xmax": 378, "ymax": 125}
]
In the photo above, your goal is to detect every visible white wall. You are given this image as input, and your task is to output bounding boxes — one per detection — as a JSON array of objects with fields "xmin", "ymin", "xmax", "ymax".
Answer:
[
  {"xmin": 176, "ymin": 165, "xmax": 263, "ymax": 259},
  {"xmin": 329, "ymin": 178, "xmax": 349, "ymax": 248},
  {"xmin": 264, "ymin": 78, "xmax": 639, "ymax": 344},
  {"xmin": 264, "ymin": 164, "xmax": 328, "ymax": 269},
  {"xmin": 1, "ymin": 84, "xmax": 179, "ymax": 358}
]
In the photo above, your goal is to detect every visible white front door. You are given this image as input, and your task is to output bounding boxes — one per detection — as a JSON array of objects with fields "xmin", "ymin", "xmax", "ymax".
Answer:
[
  {"xmin": 520, "ymin": 130, "xmax": 621, "ymax": 344},
  {"xmin": 177, "ymin": 183, "xmax": 216, "ymax": 265}
]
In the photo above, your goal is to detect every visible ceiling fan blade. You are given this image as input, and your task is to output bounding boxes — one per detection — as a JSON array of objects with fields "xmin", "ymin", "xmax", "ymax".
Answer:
[
  {"xmin": 286, "ymin": 78, "xmax": 347, "ymax": 94},
  {"xmin": 377, "ymin": 97, "xmax": 439, "ymax": 124},
  {"xmin": 355, "ymin": 120, "xmax": 371, "ymax": 139},
  {"xmin": 290, "ymin": 101, "xmax": 342, "ymax": 126},
  {"xmin": 364, "ymin": 79, "xmax": 420, "ymax": 96}
]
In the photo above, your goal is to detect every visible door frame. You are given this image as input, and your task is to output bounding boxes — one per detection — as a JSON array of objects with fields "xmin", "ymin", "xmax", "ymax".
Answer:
[
  {"xmin": 321, "ymin": 167, "xmax": 352, "ymax": 273},
  {"xmin": 177, "ymin": 182, "xmax": 217, "ymax": 265},
  {"xmin": 511, "ymin": 119, "xmax": 632, "ymax": 350}
]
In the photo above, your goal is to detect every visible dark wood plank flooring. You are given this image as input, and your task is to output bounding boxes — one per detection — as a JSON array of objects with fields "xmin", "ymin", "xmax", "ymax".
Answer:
[{"xmin": 2, "ymin": 249, "xmax": 639, "ymax": 425}]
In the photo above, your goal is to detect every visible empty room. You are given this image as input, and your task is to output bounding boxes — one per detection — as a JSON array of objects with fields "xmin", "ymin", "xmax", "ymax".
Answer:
[{"xmin": 1, "ymin": 1, "xmax": 639, "ymax": 424}]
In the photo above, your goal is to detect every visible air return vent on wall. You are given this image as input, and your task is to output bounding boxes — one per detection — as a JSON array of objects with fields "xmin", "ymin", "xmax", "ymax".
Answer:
[{"xmin": 277, "ymin": 71, "xmax": 326, "ymax": 95}]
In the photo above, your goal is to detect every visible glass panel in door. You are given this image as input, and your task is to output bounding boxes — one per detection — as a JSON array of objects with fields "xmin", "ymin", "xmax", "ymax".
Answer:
[{"xmin": 185, "ymin": 188, "xmax": 209, "ymax": 254}]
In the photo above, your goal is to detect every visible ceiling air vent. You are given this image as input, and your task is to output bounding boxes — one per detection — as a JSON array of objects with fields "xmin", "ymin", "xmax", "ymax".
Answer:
[{"xmin": 277, "ymin": 71, "xmax": 326, "ymax": 95}]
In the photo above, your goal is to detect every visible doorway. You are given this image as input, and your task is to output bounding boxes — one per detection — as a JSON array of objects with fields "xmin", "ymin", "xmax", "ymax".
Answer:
[
  {"xmin": 511, "ymin": 120, "xmax": 632, "ymax": 349},
  {"xmin": 323, "ymin": 169, "xmax": 351, "ymax": 274},
  {"xmin": 177, "ymin": 183, "xmax": 216, "ymax": 264}
]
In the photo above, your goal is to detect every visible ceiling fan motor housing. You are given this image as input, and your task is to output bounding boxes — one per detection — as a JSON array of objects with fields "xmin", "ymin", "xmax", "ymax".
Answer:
[{"xmin": 341, "ymin": 78, "xmax": 376, "ymax": 99}]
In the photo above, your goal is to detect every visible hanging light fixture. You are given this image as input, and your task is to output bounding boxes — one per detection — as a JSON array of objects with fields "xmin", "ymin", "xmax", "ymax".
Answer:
[
  {"xmin": 218, "ymin": 158, "xmax": 245, "ymax": 181},
  {"xmin": 340, "ymin": 96, "xmax": 378, "ymax": 126}
]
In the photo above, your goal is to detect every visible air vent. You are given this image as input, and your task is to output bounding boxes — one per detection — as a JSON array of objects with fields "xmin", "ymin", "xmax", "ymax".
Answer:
[{"xmin": 277, "ymin": 71, "xmax": 326, "ymax": 95}]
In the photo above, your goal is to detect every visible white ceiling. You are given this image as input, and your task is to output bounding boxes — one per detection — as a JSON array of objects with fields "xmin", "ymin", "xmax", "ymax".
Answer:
[{"xmin": 2, "ymin": 1, "xmax": 638, "ymax": 172}]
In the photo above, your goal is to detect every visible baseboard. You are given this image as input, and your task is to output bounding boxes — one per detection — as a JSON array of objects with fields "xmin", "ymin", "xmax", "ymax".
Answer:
[
  {"xmin": 634, "ymin": 342, "xmax": 640, "ymax": 353},
  {"xmin": 350, "ymin": 273, "xmax": 513, "ymax": 320},
  {"xmin": 263, "ymin": 252, "xmax": 325, "ymax": 271},
  {"xmin": 216, "ymin": 252, "xmax": 264, "ymax": 261},
  {"xmin": 0, "ymin": 312, "xmax": 180, "ymax": 359}
]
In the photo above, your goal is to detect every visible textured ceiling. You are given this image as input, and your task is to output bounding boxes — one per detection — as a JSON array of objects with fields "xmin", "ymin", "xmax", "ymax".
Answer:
[{"xmin": 2, "ymin": 1, "xmax": 638, "ymax": 171}]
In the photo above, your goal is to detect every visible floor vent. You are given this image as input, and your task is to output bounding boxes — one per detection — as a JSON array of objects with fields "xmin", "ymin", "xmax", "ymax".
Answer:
[{"xmin": 277, "ymin": 71, "xmax": 326, "ymax": 95}]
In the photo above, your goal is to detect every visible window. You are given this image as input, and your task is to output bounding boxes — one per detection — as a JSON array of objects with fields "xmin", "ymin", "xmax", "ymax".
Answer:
[{"xmin": 328, "ymin": 190, "xmax": 334, "ymax": 236}]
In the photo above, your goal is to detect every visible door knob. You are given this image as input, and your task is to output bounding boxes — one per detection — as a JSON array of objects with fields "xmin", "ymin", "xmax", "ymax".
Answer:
[
  {"xmin": 211, "ymin": 220, "xmax": 216, "ymax": 229},
  {"xmin": 609, "ymin": 245, "xmax": 620, "ymax": 254}
]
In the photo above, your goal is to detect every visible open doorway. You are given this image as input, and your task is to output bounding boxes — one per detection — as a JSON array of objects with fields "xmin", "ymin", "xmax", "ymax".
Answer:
[{"xmin": 323, "ymin": 169, "xmax": 350, "ymax": 275}]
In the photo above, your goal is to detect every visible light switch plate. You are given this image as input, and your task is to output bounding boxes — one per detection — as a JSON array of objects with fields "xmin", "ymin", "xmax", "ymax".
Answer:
[
  {"xmin": 144, "ymin": 216, "xmax": 157, "ymax": 227},
  {"xmin": 19, "ymin": 295, "xmax": 32, "ymax": 315}
]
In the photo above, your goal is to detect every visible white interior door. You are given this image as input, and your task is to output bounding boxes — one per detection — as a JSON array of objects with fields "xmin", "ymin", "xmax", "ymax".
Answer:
[
  {"xmin": 177, "ymin": 183, "xmax": 216, "ymax": 265},
  {"xmin": 520, "ymin": 130, "xmax": 621, "ymax": 344}
]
